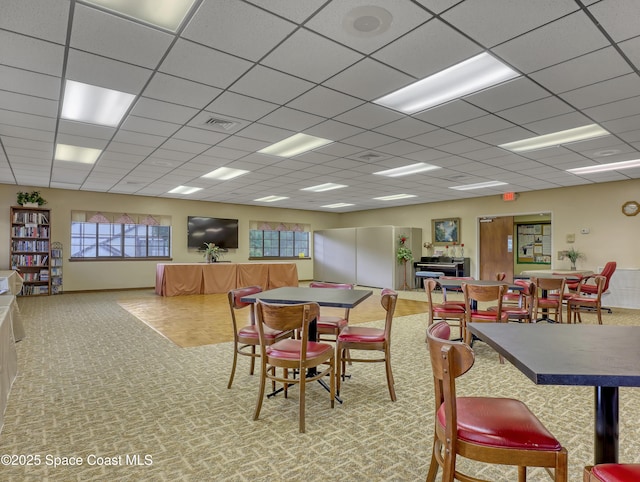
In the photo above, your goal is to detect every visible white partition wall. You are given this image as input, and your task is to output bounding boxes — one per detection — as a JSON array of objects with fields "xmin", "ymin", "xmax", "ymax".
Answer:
[
  {"xmin": 313, "ymin": 228, "xmax": 357, "ymax": 284},
  {"xmin": 313, "ymin": 226, "xmax": 421, "ymax": 289}
]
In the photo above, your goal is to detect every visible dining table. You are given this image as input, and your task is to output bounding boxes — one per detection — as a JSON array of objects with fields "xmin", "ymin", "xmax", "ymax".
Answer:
[
  {"xmin": 467, "ymin": 322, "xmax": 640, "ymax": 465},
  {"xmin": 241, "ymin": 286, "xmax": 373, "ymax": 403}
]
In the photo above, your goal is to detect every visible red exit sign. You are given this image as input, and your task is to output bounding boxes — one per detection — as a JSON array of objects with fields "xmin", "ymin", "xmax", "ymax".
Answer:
[{"xmin": 502, "ymin": 192, "xmax": 517, "ymax": 201}]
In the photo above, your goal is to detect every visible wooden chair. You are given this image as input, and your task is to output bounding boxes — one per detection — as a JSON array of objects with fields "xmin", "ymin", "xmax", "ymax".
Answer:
[
  {"xmin": 336, "ymin": 288, "xmax": 398, "ymax": 401},
  {"xmin": 490, "ymin": 280, "xmax": 537, "ymax": 323},
  {"xmin": 226, "ymin": 286, "xmax": 292, "ymax": 389},
  {"xmin": 531, "ymin": 276, "xmax": 566, "ymax": 323},
  {"xmin": 426, "ymin": 321, "xmax": 568, "ymax": 482},
  {"xmin": 439, "ymin": 276, "xmax": 474, "ymax": 308},
  {"xmin": 424, "ymin": 279, "xmax": 465, "ymax": 340},
  {"xmin": 253, "ymin": 300, "xmax": 335, "ymax": 433},
  {"xmin": 308, "ymin": 281, "xmax": 353, "ymax": 341},
  {"xmin": 584, "ymin": 464, "xmax": 640, "ymax": 481},
  {"xmin": 462, "ymin": 282, "xmax": 508, "ymax": 362},
  {"xmin": 567, "ymin": 275, "xmax": 607, "ymax": 324}
]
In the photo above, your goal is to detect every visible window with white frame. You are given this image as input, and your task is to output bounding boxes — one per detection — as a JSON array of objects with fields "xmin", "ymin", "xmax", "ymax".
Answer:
[
  {"xmin": 70, "ymin": 211, "xmax": 171, "ymax": 259},
  {"xmin": 249, "ymin": 221, "xmax": 310, "ymax": 259}
]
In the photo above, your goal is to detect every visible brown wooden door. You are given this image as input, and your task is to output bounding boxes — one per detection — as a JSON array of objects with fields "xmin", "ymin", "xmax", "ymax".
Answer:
[{"xmin": 479, "ymin": 216, "xmax": 514, "ymax": 281}]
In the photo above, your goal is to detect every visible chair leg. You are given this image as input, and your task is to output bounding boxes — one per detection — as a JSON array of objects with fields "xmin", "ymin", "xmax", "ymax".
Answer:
[
  {"xmin": 299, "ymin": 370, "xmax": 306, "ymax": 433},
  {"xmin": 426, "ymin": 436, "xmax": 439, "ymax": 482},
  {"xmin": 249, "ymin": 345, "xmax": 256, "ymax": 375},
  {"xmin": 517, "ymin": 465, "xmax": 526, "ymax": 481},
  {"xmin": 384, "ymin": 347, "xmax": 396, "ymax": 402},
  {"xmin": 329, "ymin": 359, "xmax": 336, "ymax": 409},
  {"xmin": 227, "ymin": 342, "xmax": 239, "ymax": 389},
  {"xmin": 253, "ymin": 364, "xmax": 267, "ymax": 421}
]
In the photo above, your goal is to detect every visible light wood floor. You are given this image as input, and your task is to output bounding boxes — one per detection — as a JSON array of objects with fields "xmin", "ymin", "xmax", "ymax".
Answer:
[{"xmin": 118, "ymin": 291, "xmax": 428, "ymax": 348}]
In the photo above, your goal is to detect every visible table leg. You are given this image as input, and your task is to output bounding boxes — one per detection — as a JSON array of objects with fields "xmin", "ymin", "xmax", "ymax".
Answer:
[{"xmin": 594, "ymin": 386, "xmax": 618, "ymax": 464}]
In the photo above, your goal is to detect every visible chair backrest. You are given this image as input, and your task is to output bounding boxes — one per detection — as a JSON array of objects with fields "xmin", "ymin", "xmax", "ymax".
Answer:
[
  {"xmin": 380, "ymin": 288, "xmax": 398, "ymax": 340},
  {"xmin": 426, "ymin": 321, "xmax": 475, "ymax": 444},
  {"xmin": 463, "ymin": 283, "xmax": 507, "ymax": 309},
  {"xmin": 495, "ymin": 272, "xmax": 506, "ymax": 281},
  {"xmin": 598, "ymin": 261, "xmax": 617, "ymax": 291},
  {"xmin": 228, "ymin": 285, "xmax": 262, "ymax": 330},
  {"xmin": 531, "ymin": 276, "xmax": 566, "ymax": 299},
  {"xmin": 255, "ymin": 300, "xmax": 320, "ymax": 357},
  {"xmin": 424, "ymin": 278, "xmax": 438, "ymax": 305}
]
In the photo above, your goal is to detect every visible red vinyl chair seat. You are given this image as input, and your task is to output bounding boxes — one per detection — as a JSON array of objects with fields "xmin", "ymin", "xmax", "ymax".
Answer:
[
  {"xmin": 337, "ymin": 326, "xmax": 385, "ymax": 343},
  {"xmin": 469, "ymin": 309, "xmax": 508, "ymax": 322},
  {"xmin": 591, "ymin": 464, "xmax": 640, "ymax": 481},
  {"xmin": 438, "ymin": 397, "xmax": 563, "ymax": 451},
  {"xmin": 317, "ymin": 316, "xmax": 348, "ymax": 332},
  {"xmin": 266, "ymin": 338, "xmax": 333, "ymax": 360},
  {"xmin": 433, "ymin": 304, "xmax": 465, "ymax": 315}
]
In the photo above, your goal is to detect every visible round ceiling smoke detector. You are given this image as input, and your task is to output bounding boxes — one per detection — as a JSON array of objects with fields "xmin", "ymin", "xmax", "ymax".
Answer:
[
  {"xmin": 343, "ymin": 6, "xmax": 392, "ymax": 38},
  {"xmin": 593, "ymin": 149, "xmax": 621, "ymax": 157}
]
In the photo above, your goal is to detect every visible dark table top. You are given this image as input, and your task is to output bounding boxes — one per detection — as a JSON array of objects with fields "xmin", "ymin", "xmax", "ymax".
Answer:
[
  {"xmin": 240, "ymin": 286, "xmax": 373, "ymax": 308},
  {"xmin": 437, "ymin": 279, "xmax": 524, "ymax": 290},
  {"xmin": 467, "ymin": 323, "xmax": 640, "ymax": 387}
]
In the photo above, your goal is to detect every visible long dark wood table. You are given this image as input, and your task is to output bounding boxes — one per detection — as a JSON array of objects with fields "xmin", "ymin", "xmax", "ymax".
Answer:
[
  {"xmin": 241, "ymin": 286, "xmax": 374, "ymax": 403},
  {"xmin": 467, "ymin": 322, "xmax": 640, "ymax": 465},
  {"xmin": 240, "ymin": 286, "xmax": 373, "ymax": 308}
]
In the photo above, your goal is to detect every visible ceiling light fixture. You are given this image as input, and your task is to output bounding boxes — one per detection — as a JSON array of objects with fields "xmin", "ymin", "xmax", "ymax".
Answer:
[
  {"xmin": 567, "ymin": 159, "xmax": 640, "ymax": 175},
  {"xmin": 82, "ymin": 0, "xmax": 197, "ymax": 32},
  {"xmin": 374, "ymin": 52, "xmax": 519, "ymax": 114},
  {"xmin": 499, "ymin": 124, "xmax": 610, "ymax": 152},
  {"xmin": 374, "ymin": 162, "xmax": 441, "ymax": 177},
  {"xmin": 450, "ymin": 181, "xmax": 508, "ymax": 191},
  {"xmin": 374, "ymin": 194, "xmax": 417, "ymax": 201},
  {"xmin": 202, "ymin": 167, "xmax": 249, "ymax": 180},
  {"xmin": 54, "ymin": 144, "xmax": 102, "ymax": 164},
  {"xmin": 61, "ymin": 80, "xmax": 135, "ymax": 127},
  {"xmin": 322, "ymin": 203, "xmax": 355, "ymax": 208},
  {"xmin": 258, "ymin": 133, "xmax": 333, "ymax": 158},
  {"xmin": 301, "ymin": 183, "xmax": 347, "ymax": 192},
  {"xmin": 168, "ymin": 186, "xmax": 202, "ymax": 194},
  {"xmin": 254, "ymin": 195, "xmax": 289, "ymax": 203}
]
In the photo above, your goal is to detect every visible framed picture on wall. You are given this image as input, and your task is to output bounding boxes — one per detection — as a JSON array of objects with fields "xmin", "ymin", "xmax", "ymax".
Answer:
[{"xmin": 432, "ymin": 218, "xmax": 460, "ymax": 245}]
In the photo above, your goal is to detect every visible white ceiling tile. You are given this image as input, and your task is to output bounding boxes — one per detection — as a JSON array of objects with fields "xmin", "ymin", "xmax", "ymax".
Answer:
[
  {"xmin": 71, "ymin": 5, "xmax": 173, "ymax": 69},
  {"xmin": 262, "ymin": 29, "xmax": 363, "ymax": 83},
  {"xmin": 588, "ymin": 0, "xmax": 640, "ymax": 42},
  {"xmin": 245, "ymin": 0, "xmax": 327, "ymax": 23},
  {"xmin": 142, "ymin": 73, "xmax": 222, "ymax": 109},
  {"xmin": 493, "ymin": 11, "xmax": 610, "ymax": 73},
  {"xmin": 0, "ymin": 30, "xmax": 65, "ymax": 76},
  {"xmin": 286, "ymin": 86, "xmax": 363, "ymax": 118},
  {"xmin": 0, "ymin": 0, "xmax": 69, "ymax": 44},
  {"xmin": 498, "ymin": 97, "xmax": 574, "ymax": 125},
  {"xmin": 205, "ymin": 91, "xmax": 278, "ymax": 122},
  {"xmin": 324, "ymin": 58, "xmax": 414, "ymax": 101},
  {"xmin": 560, "ymin": 74, "xmax": 640, "ymax": 109},
  {"xmin": 465, "ymin": 77, "xmax": 550, "ymax": 112},
  {"xmin": 373, "ymin": 19, "xmax": 482, "ymax": 78},
  {"xmin": 230, "ymin": 65, "xmax": 314, "ymax": 105},
  {"xmin": 131, "ymin": 97, "xmax": 199, "ymax": 124},
  {"xmin": 335, "ymin": 103, "xmax": 403, "ymax": 130},
  {"xmin": 619, "ymin": 36, "xmax": 640, "ymax": 71},
  {"xmin": 66, "ymin": 49, "xmax": 152, "ymax": 94},
  {"xmin": 530, "ymin": 47, "xmax": 633, "ymax": 94},
  {"xmin": 259, "ymin": 107, "xmax": 324, "ymax": 131},
  {"xmin": 159, "ymin": 39, "xmax": 252, "ymax": 89}
]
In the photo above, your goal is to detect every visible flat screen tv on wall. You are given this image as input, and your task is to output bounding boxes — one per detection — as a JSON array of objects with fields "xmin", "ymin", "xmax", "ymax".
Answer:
[{"xmin": 187, "ymin": 216, "xmax": 239, "ymax": 249}]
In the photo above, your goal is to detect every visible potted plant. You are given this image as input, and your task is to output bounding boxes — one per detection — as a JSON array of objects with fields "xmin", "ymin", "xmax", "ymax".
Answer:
[
  {"xmin": 565, "ymin": 247, "xmax": 585, "ymax": 270},
  {"xmin": 396, "ymin": 234, "xmax": 413, "ymax": 290},
  {"xmin": 17, "ymin": 190, "xmax": 47, "ymax": 207},
  {"xmin": 202, "ymin": 242, "xmax": 222, "ymax": 263}
]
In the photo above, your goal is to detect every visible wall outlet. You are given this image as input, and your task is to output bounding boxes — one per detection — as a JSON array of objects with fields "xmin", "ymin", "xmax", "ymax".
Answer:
[{"xmin": 581, "ymin": 228, "xmax": 590, "ymax": 234}]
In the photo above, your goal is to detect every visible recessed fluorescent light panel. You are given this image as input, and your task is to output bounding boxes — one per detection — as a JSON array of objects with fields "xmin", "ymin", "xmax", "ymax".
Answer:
[
  {"xmin": 567, "ymin": 159, "xmax": 640, "ymax": 175},
  {"xmin": 168, "ymin": 186, "xmax": 202, "ymax": 194},
  {"xmin": 322, "ymin": 203, "xmax": 355, "ymax": 208},
  {"xmin": 374, "ymin": 194, "xmax": 417, "ymax": 201},
  {"xmin": 374, "ymin": 162, "xmax": 440, "ymax": 177},
  {"xmin": 374, "ymin": 52, "xmax": 519, "ymax": 114},
  {"xmin": 254, "ymin": 195, "xmax": 289, "ymax": 203},
  {"xmin": 258, "ymin": 133, "xmax": 333, "ymax": 158},
  {"xmin": 62, "ymin": 80, "xmax": 135, "ymax": 127},
  {"xmin": 499, "ymin": 124, "xmax": 610, "ymax": 153},
  {"xmin": 450, "ymin": 181, "xmax": 508, "ymax": 191},
  {"xmin": 54, "ymin": 144, "xmax": 102, "ymax": 164},
  {"xmin": 202, "ymin": 167, "xmax": 249, "ymax": 180},
  {"xmin": 82, "ymin": 0, "xmax": 197, "ymax": 32},
  {"xmin": 301, "ymin": 183, "xmax": 347, "ymax": 192}
]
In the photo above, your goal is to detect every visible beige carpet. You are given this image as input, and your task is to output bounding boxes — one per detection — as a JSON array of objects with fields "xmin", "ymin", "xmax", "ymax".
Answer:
[{"xmin": 1, "ymin": 289, "xmax": 639, "ymax": 481}]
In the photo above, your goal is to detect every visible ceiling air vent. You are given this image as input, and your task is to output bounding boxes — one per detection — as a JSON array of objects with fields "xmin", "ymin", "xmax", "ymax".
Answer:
[
  {"xmin": 357, "ymin": 152, "xmax": 386, "ymax": 161},
  {"xmin": 203, "ymin": 117, "xmax": 238, "ymax": 131}
]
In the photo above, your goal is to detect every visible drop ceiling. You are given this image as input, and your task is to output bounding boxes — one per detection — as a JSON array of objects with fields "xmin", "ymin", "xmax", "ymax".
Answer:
[{"xmin": 0, "ymin": 0, "xmax": 639, "ymax": 212}]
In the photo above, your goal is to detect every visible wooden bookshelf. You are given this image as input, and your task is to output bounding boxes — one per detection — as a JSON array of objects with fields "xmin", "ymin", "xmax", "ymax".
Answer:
[{"xmin": 10, "ymin": 206, "xmax": 51, "ymax": 296}]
